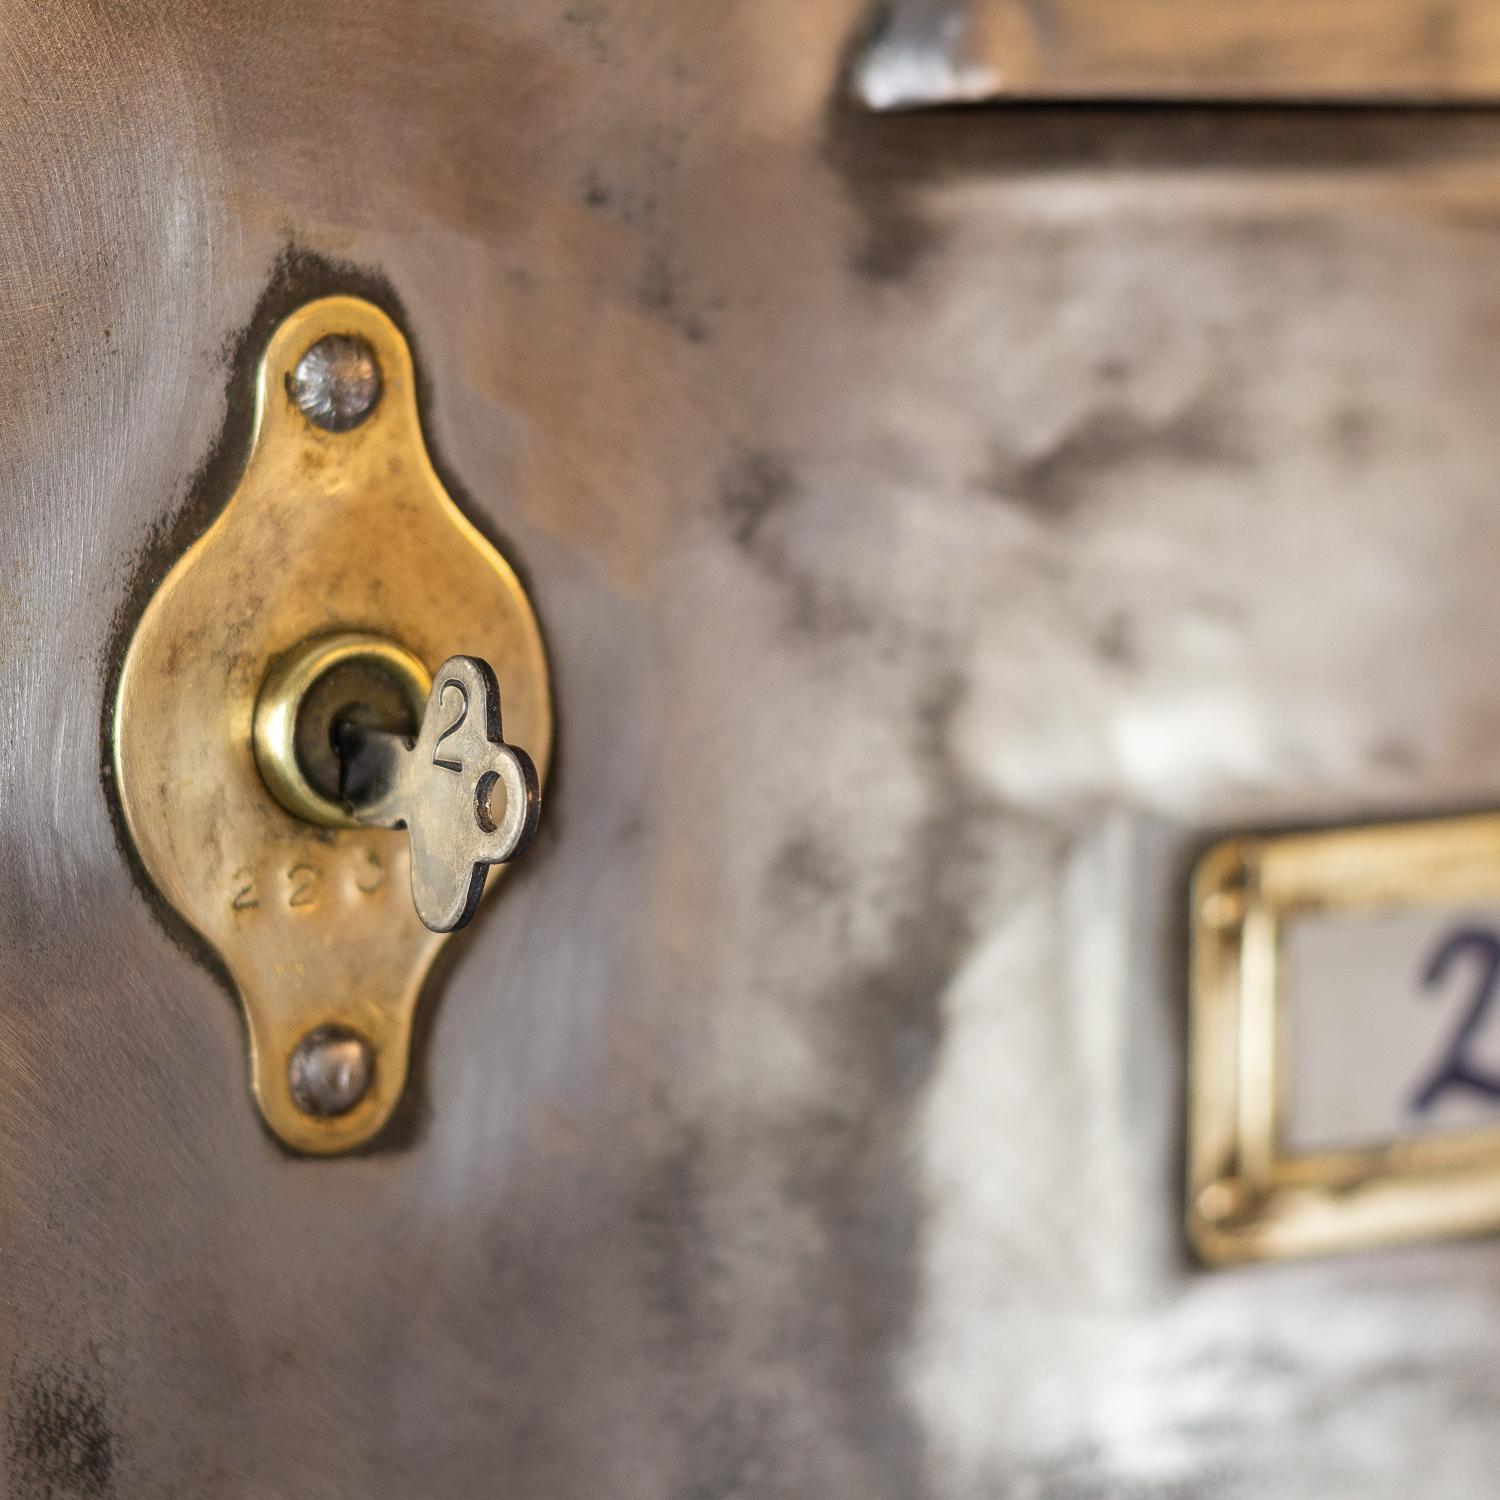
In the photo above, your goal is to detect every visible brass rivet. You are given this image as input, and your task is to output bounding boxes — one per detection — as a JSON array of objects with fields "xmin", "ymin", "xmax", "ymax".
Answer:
[
  {"xmin": 290, "ymin": 334, "xmax": 381, "ymax": 431},
  {"xmin": 288, "ymin": 1026, "xmax": 375, "ymax": 1117},
  {"xmin": 1199, "ymin": 888, "xmax": 1247, "ymax": 929},
  {"xmin": 1195, "ymin": 1179, "xmax": 1249, "ymax": 1223}
]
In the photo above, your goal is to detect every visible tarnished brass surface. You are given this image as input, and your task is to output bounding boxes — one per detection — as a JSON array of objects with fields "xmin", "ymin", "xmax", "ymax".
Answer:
[
  {"xmin": 112, "ymin": 295, "xmax": 552, "ymax": 1154},
  {"xmin": 1190, "ymin": 817, "xmax": 1500, "ymax": 1265}
]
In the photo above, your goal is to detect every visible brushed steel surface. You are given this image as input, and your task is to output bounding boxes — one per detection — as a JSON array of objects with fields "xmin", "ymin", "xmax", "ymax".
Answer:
[{"xmin": 7, "ymin": 2, "xmax": 1500, "ymax": 1497}]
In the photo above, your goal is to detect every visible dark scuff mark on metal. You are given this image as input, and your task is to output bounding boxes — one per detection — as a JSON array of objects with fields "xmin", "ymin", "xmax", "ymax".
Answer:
[
  {"xmin": 604, "ymin": 678, "xmax": 992, "ymax": 1498},
  {"xmin": 7, "ymin": 1358, "xmax": 116, "ymax": 1500},
  {"xmin": 638, "ymin": 244, "xmax": 714, "ymax": 346},
  {"xmin": 715, "ymin": 445, "xmax": 874, "ymax": 638},
  {"xmin": 560, "ymin": 0, "xmax": 610, "ymax": 63},
  {"xmin": 719, "ymin": 446, "xmax": 796, "ymax": 549},
  {"xmin": 1329, "ymin": 403, "xmax": 1380, "ymax": 468},
  {"xmin": 783, "ymin": 671, "xmax": 991, "ymax": 1498},
  {"xmin": 1094, "ymin": 607, "xmax": 1140, "ymax": 670},
  {"xmin": 577, "ymin": 106, "xmax": 724, "ymax": 344},
  {"xmin": 629, "ymin": 1122, "xmax": 791, "ymax": 1497},
  {"xmin": 96, "ymin": 242, "xmax": 560, "ymax": 1159},
  {"xmin": 981, "ymin": 390, "xmax": 1251, "ymax": 519}
]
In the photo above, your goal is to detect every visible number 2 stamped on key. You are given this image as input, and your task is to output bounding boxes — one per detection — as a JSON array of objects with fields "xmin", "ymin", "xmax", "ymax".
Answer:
[{"xmin": 339, "ymin": 655, "xmax": 541, "ymax": 932}]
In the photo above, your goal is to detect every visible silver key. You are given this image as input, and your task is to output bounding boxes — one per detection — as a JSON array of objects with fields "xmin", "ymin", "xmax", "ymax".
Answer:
[{"xmin": 339, "ymin": 655, "xmax": 540, "ymax": 932}]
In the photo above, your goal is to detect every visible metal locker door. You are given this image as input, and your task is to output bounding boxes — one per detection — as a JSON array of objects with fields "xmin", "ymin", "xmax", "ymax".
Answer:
[{"xmin": 6, "ymin": 3, "xmax": 1500, "ymax": 1497}]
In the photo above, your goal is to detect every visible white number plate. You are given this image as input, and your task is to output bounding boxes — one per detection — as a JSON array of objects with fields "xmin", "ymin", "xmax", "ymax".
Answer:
[{"xmin": 1284, "ymin": 906, "xmax": 1500, "ymax": 1153}]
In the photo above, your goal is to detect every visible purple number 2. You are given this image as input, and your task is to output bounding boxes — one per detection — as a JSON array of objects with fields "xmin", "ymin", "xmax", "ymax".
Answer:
[{"xmin": 1409, "ymin": 926, "xmax": 1500, "ymax": 1114}]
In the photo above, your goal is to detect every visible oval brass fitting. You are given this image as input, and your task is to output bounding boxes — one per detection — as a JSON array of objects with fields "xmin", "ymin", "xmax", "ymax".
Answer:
[{"xmin": 112, "ymin": 295, "xmax": 552, "ymax": 1155}]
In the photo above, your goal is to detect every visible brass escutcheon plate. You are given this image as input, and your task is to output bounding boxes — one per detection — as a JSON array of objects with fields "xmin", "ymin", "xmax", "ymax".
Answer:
[{"xmin": 113, "ymin": 295, "xmax": 552, "ymax": 1154}]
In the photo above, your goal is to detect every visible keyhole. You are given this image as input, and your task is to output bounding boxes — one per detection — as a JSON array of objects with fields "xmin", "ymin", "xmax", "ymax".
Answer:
[
  {"xmin": 254, "ymin": 632, "xmax": 432, "ymax": 829},
  {"xmin": 475, "ymin": 769, "xmax": 505, "ymax": 833},
  {"xmin": 295, "ymin": 656, "xmax": 423, "ymax": 803}
]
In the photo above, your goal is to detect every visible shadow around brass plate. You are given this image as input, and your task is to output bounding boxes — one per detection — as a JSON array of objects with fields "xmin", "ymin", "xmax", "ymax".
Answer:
[{"xmin": 113, "ymin": 295, "xmax": 552, "ymax": 1155}]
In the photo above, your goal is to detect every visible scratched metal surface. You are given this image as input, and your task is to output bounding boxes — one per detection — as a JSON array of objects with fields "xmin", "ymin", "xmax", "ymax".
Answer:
[{"xmin": 6, "ymin": 3, "xmax": 1500, "ymax": 1497}]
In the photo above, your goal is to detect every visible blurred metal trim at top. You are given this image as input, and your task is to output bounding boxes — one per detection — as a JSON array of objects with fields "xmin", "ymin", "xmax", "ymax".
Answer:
[{"xmin": 853, "ymin": 0, "xmax": 1500, "ymax": 111}]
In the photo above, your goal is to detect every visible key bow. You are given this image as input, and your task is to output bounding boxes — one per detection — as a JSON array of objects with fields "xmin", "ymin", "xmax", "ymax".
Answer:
[{"xmin": 341, "ymin": 655, "xmax": 540, "ymax": 932}]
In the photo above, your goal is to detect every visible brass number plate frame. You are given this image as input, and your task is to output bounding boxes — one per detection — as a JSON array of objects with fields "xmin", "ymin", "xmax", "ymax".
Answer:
[
  {"xmin": 113, "ymin": 296, "xmax": 552, "ymax": 1154},
  {"xmin": 1190, "ymin": 814, "xmax": 1500, "ymax": 1264}
]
